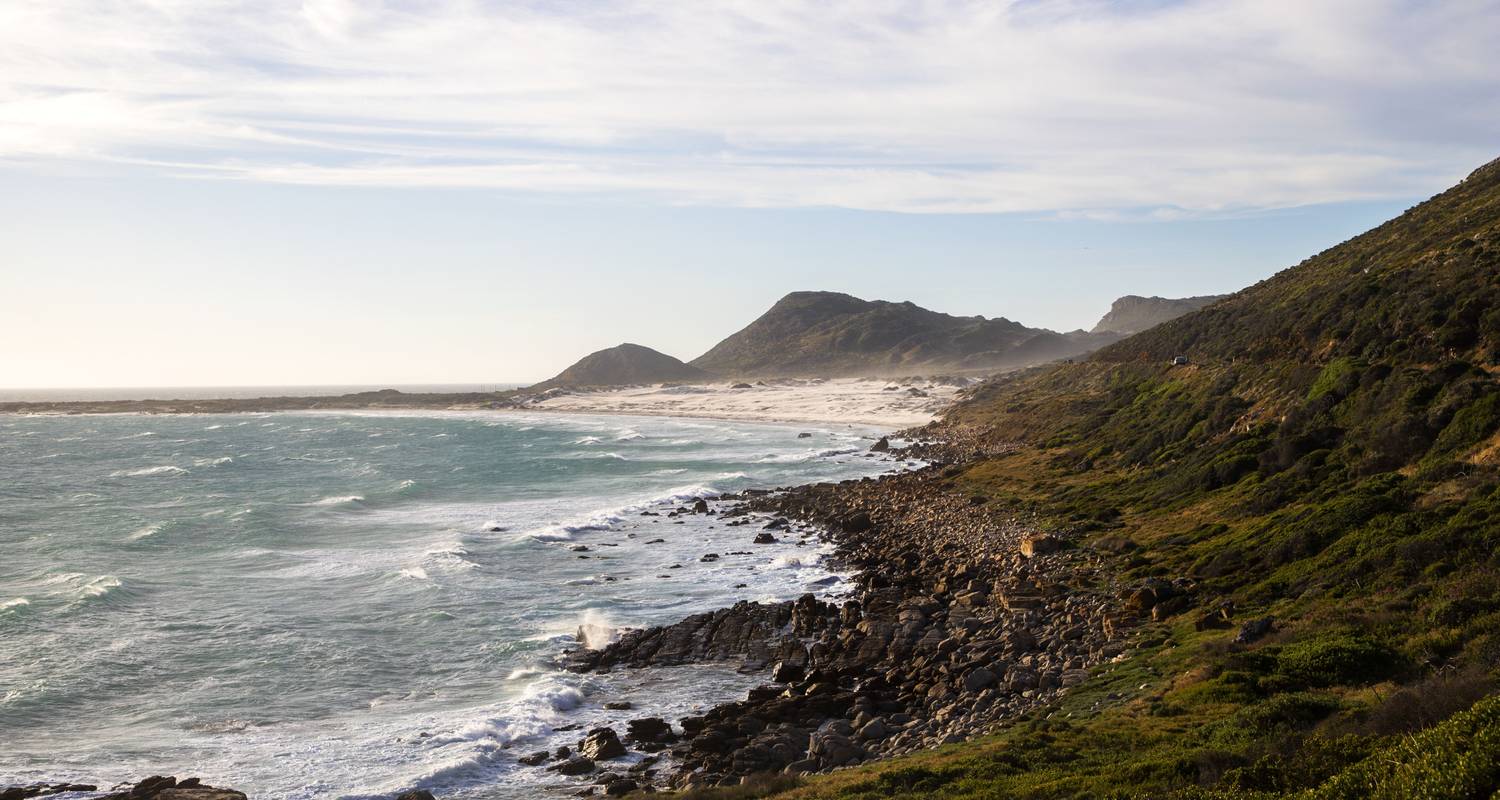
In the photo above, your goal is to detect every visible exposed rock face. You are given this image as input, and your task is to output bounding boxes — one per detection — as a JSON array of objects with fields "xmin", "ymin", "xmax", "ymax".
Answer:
[
  {"xmin": 533, "ymin": 343, "xmax": 711, "ymax": 389},
  {"xmin": 1089, "ymin": 295, "xmax": 1225, "ymax": 336},
  {"xmin": 689, "ymin": 291, "xmax": 1119, "ymax": 378}
]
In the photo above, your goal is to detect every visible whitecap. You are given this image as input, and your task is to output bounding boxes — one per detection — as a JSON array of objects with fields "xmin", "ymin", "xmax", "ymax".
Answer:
[
  {"xmin": 192, "ymin": 456, "xmax": 234, "ymax": 467},
  {"xmin": 1, "ymin": 597, "xmax": 30, "ymax": 612},
  {"xmin": 572, "ymin": 436, "xmax": 603, "ymax": 445},
  {"xmin": 311, "ymin": 495, "xmax": 364, "ymax": 507},
  {"xmin": 127, "ymin": 522, "xmax": 166, "ymax": 541},
  {"xmin": 399, "ymin": 566, "xmax": 430, "ymax": 580},
  {"xmin": 109, "ymin": 465, "xmax": 188, "ymax": 478}
]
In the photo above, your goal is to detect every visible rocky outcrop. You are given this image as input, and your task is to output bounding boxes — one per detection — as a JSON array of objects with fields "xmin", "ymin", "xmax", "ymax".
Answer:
[
  {"xmin": 1089, "ymin": 294, "xmax": 1225, "ymax": 336},
  {"xmin": 560, "ymin": 451, "xmax": 1141, "ymax": 791}
]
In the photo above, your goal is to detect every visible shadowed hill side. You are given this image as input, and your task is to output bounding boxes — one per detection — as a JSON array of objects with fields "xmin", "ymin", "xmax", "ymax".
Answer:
[
  {"xmin": 532, "ymin": 343, "xmax": 711, "ymax": 389},
  {"xmin": 690, "ymin": 291, "xmax": 1116, "ymax": 377}
]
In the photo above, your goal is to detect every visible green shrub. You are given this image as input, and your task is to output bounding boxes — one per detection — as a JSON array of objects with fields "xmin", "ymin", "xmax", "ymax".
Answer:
[{"xmin": 1275, "ymin": 635, "xmax": 1405, "ymax": 688}]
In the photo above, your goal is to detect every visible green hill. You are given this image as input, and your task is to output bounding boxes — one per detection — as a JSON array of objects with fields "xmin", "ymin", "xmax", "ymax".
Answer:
[
  {"xmin": 689, "ymin": 291, "xmax": 1118, "ymax": 377},
  {"xmin": 533, "ymin": 342, "xmax": 710, "ymax": 388},
  {"xmin": 705, "ymin": 158, "xmax": 1500, "ymax": 799}
]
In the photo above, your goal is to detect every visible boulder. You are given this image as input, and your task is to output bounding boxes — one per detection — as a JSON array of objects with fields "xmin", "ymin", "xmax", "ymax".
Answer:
[
  {"xmin": 519, "ymin": 751, "xmax": 551, "ymax": 766},
  {"xmin": 771, "ymin": 661, "xmax": 805, "ymax": 683},
  {"xmin": 1019, "ymin": 535, "xmax": 1060, "ymax": 557},
  {"xmin": 549, "ymin": 757, "xmax": 597, "ymax": 776},
  {"xmin": 962, "ymin": 667, "xmax": 998, "ymax": 693},
  {"xmin": 1234, "ymin": 617, "xmax": 1275, "ymax": 644},
  {"xmin": 753, "ymin": 532, "xmax": 778, "ymax": 544},
  {"xmin": 840, "ymin": 512, "xmax": 873, "ymax": 533},
  {"xmin": 579, "ymin": 727, "xmax": 627, "ymax": 760},
  {"xmin": 870, "ymin": 437, "xmax": 891, "ymax": 452}
]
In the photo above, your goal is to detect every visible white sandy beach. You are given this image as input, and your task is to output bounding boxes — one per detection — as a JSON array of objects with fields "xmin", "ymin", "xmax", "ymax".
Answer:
[{"xmin": 520, "ymin": 377, "xmax": 970, "ymax": 428}]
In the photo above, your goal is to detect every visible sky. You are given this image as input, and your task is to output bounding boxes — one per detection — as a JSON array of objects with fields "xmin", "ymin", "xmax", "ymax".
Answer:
[{"xmin": 2, "ymin": 0, "xmax": 1498, "ymax": 387}]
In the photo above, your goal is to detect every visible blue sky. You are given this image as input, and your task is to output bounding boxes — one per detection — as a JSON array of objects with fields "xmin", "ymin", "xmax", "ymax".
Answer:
[{"xmin": 2, "ymin": 0, "xmax": 1497, "ymax": 386}]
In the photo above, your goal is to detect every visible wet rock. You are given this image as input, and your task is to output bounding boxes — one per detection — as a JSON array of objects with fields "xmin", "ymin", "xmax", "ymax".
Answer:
[
  {"xmin": 626, "ymin": 717, "xmax": 675, "ymax": 744},
  {"xmin": 692, "ymin": 498, "xmax": 710, "ymax": 514},
  {"xmin": 753, "ymin": 532, "xmax": 778, "ymax": 544},
  {"xmin": 519, "ymin": 750, "xmax": 551, "ymax": 766},
  {"xmin": 870, "ymin": 437, "xmax": 891, "ymax": 453},
  {"xmin": 549, "ymin": 756, "xmax": 597, "ymax": 776},
  {"xmin": 604, "ymin": 701, "xmax": 633, "ymax": 710},
  {"xmin": 393, "ymin": 792, "xmax": 435, "ymax": 800},
  {"xmin": 579, "ymin": 727, "xmax": 627, "ymax": 760}
]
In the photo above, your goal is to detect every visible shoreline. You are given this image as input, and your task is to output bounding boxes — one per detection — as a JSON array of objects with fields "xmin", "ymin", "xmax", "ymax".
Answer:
[
  {"xmin": 0, "ymin": 378, "xmax": 969, "ymax": 430},
  {"xmin": 547, "ymin": 430, "xmax": 1134, "ymax": 793},
  {"xmin": 1, "ymin": 410, "xmax": 916, "ymax": 800}
]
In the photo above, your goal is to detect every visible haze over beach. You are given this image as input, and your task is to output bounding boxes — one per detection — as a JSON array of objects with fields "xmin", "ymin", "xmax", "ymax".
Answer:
[{"xmin": 4, "ymin": 3, "xmax": 1500, "ymax": 800}]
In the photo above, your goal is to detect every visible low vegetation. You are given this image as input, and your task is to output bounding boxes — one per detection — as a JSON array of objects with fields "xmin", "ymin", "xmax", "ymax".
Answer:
[{"xmin": 650, "ymin": 159, "xmax": 1500, "ymax": 798}]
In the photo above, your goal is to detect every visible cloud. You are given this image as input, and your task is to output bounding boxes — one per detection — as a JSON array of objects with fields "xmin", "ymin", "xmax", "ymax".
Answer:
[{"xmin": 1, "ymin": 0, "xmax": 1496, "ymax": 213}]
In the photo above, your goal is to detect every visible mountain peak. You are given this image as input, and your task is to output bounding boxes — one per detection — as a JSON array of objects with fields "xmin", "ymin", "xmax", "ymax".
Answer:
[{"xmin": 533, "ymin": 343, "xmax": 709, "ymax": 388}]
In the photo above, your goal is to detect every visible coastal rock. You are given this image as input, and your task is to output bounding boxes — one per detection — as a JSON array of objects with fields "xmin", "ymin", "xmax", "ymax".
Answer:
[
  {"xmin": 95, "ymin": 777, "xmax": 245, "ymax": 800},
  {"xmin": 549, "ymin": 757, "xmax": 597, "ymax": 776},
  {"xmin": 393, "ymin": 792, "xmax": 435, "ymax": 800},
  {"xmin": 753, "ymin": 532, "xmax": 778, "ymax": 544},
  {"xmin": 870, "ymin": 437, "xmax": 891, "ymax": 453},
  {"xmin": 579, "ymin": 728, "xmax": 627, "ymax": 760}
]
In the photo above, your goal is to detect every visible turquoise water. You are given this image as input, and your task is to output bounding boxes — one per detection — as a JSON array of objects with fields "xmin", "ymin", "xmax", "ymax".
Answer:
[{"xmin": 0, "ymin": 410, "xmax": 900, "ymax": 798}]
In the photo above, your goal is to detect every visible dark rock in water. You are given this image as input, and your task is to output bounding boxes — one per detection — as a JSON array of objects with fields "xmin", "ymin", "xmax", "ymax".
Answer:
[
  {"xmin": 571, "ymin": 545, "xmax": 590, "ymax": 552},
  {"xmin": 626, "ymin": 717, "xmax": 676, "ymax": 745},
  {"xmin": 870, "ymin": 436, "xmax": 890, "ymax": 452},
  {"xmin": 550, "ymin": 756, "xmax": 597, "ymax": 776},
  {"xmin": 797, "ymin": 432, "xmax": 813, "ymax": 438},
  {"xmin": 519, "ymin": 750, "xmax": 551, "ymax": 766},
  {"xmin": 1235, "ymin": 617, "xmax": 1275, "ymax": 644},
  {"xmin": 753, "ymin": 532, "xmax": 777, "ymax": 544},
  {"xmin": 92, "ymin": 776, "xmax": 245, "ymax": 800},
  {"xmin": 393, "ymin": 792, "xmax": 435, "ymax": 800},
  {"xmin": 692, "ymin": 498, "xmax": 710, "ymax": 514},
  {"xmin": 731, "ymin": 383, "xmax": 753, "ymax": 389},
  {"xmin": 604, "ymin": 701, "xmax": 633, "ymax": 711},
  {"xmin": 699, "ymin": 553, "xmax": 719, "ymax": 562},
  {"xmin": 645, "ymin": 538, "xmax": 665, "ymax": 544},
  {"xmin": 1, "ymin": 784, "xmax": 101, "ymax": 800},
  {"xmin": 579, "ymin": 727, "xmax": 627, "ymax": 760}
]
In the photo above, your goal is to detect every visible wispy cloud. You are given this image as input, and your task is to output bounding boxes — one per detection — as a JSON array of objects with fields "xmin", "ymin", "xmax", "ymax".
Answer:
[{"xmin": 2, "ymin": 0, "xmax": 1496, "ymax": 213}]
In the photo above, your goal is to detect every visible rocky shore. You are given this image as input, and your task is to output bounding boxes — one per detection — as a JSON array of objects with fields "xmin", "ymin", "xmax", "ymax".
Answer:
[{"xmin": 528, "ymin": 433, "xmax": 1146, "ymax": 794}]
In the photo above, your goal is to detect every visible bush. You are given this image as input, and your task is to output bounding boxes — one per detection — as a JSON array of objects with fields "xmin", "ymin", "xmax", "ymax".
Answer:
[{"xmin": 1275, "ymin": 635, "xmax": 1405, "ymax": 688}]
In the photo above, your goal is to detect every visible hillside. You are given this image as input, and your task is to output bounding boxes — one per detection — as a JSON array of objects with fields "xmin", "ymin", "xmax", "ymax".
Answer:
[
  {"xmin": 532, "ymin": 343, "xmax": 710, "ymax": 388},
  {"xmin": 689, "ymin": 291, "xmax": 1116, "ymax": 377},
  {"xmin": 1090, "ymin": 293, "xmax": 1225, "ymax": 334},
  {"xmin": 703, "ymin": 158, "xmax": 1500, "ymax": 799}
]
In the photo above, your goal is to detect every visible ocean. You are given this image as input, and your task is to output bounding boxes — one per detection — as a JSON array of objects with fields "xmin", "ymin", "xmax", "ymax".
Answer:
[{"xmin": 0, "ymin": 410, "xmax": 905, "ymax": 798}]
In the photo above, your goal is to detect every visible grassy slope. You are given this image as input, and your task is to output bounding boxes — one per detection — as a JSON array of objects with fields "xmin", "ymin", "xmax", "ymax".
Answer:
[{"xmin": 674, "ymin": 160, "xmax": 1500, "ymax": 799}]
